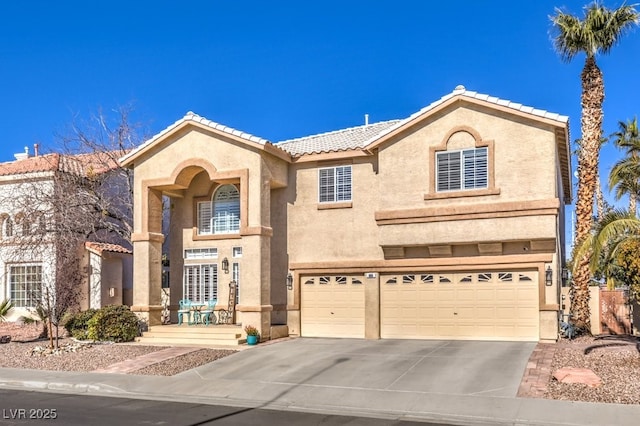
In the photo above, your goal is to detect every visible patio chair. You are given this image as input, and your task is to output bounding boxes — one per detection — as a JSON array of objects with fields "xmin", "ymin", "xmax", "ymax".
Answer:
[
  {"xmin": 177, "ymin": 299, "xmax": 192, "ymax": 325},
  {"xmin": 198, "ymin": 299, "xmax": 217, "ymax": 326}
]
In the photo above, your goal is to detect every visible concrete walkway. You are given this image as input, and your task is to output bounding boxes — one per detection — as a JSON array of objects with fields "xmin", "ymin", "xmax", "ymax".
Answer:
[{"xmin": 1, "ymin": 338, "xmax": 639, "ymax": 425}]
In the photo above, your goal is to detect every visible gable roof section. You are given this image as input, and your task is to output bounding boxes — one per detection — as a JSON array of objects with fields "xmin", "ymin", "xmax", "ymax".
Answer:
[
  {"xmin": 119, "ymin": 112, "xmax": 282, "ymax": 167},
  {"xmin": 363, "ymin": 85, "xmax": 569, "ymax": 150},
  {"xmin": 277, "ymin": 119, "xmax": 401, "ymax": 157},
  {"xmin": 360, "ymin": 85, "xmax": 572, "ymax": 203}
]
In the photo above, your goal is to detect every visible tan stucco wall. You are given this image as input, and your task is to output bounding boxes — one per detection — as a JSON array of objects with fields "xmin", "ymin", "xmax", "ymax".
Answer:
[
  {"xmin": 287, "ymin": 158, "xmax": 382, "ymax": 263},
  {"xmin": 378, "ymin": 216, "xmax": 558, "ymax": 247},
  {"xmin": 377, "ymin": 107, "xmax": 557, "ymax": 208},
  {"xmin": 561, "ymin": 286, "xmax": 602, "ymax": 335}
]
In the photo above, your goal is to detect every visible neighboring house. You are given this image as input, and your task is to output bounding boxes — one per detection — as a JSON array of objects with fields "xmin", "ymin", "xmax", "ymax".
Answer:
[
  {"xmin": 81, "ymin": 242, "xmax": 133, "ymax": 310},
  {"xmin": 121, "ymin": 85, "xmax": 571, "ymax": 342},
  {"xmin": 0, "ymin": 149, "xmax": 132, "ymax": 321}
]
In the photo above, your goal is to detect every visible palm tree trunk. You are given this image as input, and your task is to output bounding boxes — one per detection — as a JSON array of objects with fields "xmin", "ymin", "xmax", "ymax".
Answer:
[
  {"xmin": 630, "ymin": 192, "xmax": 637, "ymax": 217},
  {"xmin": 595, "ymin": 175, "xmax": 604, "ymax": 220},
  {"xmin": 572, "ymin": 56, "xmax": 604, "ymax": 332}
]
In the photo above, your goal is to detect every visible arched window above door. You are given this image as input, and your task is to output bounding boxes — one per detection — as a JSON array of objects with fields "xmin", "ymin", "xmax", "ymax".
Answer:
[{"xmin": 197, "ymin": 184, "xmax": 240, "ymax": 235}]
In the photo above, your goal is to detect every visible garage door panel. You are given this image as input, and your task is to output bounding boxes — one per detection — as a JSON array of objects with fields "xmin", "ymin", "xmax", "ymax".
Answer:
[
  {"xmin": 381, "ymin": 271, "xmax": 539, "ymax": 341},
  {"xmin": 301, "ymin": 275, "xmax": 365, "ymax": 338}
]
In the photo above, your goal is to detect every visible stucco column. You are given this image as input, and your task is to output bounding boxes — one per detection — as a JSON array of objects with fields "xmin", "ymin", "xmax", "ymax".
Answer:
[
  {"xmin": 236, "ymin": 234, "xmax": 272, "ymax": 340},
  {"xmin": 131, "ymin": 187, "xmax": 165, "ymax": 326},
  {"xmin": 365, "ymin": 272, "xmax": 381, "ymax": 339}
]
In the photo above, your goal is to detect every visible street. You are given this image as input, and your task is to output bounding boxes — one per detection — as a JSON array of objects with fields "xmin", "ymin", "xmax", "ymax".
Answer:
[{"xmin": 0, "ymin": 389, "xmax": 453, "ymax": 425}]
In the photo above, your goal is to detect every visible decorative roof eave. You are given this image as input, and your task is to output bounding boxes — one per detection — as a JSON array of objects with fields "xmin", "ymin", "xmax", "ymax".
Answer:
[
  {"xmin": 557, "ymin": 124, "xmax": 572, "ymax": 204},
  {"xmin": 290, "ymin": 148, "xmax": 373, "ymax": 163},
  {"xmin": 119, "ymin": 112, "xmax": 291, "ymax": 167}
]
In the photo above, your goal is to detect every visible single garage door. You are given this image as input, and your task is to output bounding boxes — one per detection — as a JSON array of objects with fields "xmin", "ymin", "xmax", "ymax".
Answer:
[
  {"xmin": 301, "ymin": 275, "xmax": 365, "ymax": 338},
  {"xmin": 381, "ymin": 271, "xmax": 539, "ymax": 341}
]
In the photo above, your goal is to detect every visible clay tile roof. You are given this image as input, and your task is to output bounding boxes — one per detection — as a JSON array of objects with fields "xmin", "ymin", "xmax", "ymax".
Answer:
[
  {"xmin": 0, "ymin": 153, "xmax": 61, "ymax": 176},
  {"xmin": 276, "ymin": 120, "xmax": 402, "ymax": 157},
  {"xmin": 0, "ymin": 151, "xmax": 122, "ymax": 177},
  {"xmin": 85, "ymin": 241, "xmax": 132, "ymax": 255}
]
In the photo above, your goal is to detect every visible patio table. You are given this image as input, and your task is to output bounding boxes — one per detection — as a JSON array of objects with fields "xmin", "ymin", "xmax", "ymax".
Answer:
[{"xmin": 189, "ymin": 304, "xmax": 205, "ymax": 325}]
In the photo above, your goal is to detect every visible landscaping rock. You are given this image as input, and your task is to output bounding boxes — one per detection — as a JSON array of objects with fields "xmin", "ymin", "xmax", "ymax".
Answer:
[{"xmin": 553, "ymin": 367, "xmax": 602, "ymax": 387}]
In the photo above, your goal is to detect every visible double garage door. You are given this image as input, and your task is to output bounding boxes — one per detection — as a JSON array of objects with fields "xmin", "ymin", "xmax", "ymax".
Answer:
[{"xmin": 300, "ymin": 271, "xmax": 539, "ymax": 341}]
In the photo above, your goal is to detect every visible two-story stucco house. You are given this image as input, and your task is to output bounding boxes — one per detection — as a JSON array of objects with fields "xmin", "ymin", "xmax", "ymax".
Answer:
[
  {"xmin": 0, "ymin": 150, "xmax": 132, "ymax": 321},
  {"xmin": 121, "ymin": 85, "xmax": 570, "ymax": 342}
]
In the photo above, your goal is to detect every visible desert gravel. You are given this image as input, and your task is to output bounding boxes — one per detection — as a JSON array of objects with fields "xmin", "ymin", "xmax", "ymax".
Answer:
[
  {"xmin": 0, "ymin": 322, "xmax": 235, "ymax": 376},
  {"xmin": 545, "ymin": 335, "xmax": 640, "ymax": 405}
]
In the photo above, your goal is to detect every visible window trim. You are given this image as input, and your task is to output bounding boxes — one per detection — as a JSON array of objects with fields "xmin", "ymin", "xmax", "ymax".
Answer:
[
  {"xmin": 318, "ymin": 165, "xmax": 352, "ymax": 204},
  {"xmin": 425, "ymin": 126, "xmax": 498, "ymax": 200},
  {"xmin": 211, "ymin": 184, "xmax": 241, "ymax": 234},
  {"xmin": 191, "ymin": 168, "xmax": 250, "ymax": 241}
]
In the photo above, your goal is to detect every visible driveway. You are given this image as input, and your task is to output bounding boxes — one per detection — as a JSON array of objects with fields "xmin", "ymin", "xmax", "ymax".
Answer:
[{"xmin": 189, "ymin": 338, "xmax": 535, "ymax": 399}]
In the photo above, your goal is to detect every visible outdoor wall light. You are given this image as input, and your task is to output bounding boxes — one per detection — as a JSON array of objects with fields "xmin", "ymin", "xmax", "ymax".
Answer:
[
  {"xmin": 222, "ymin": 257, "xmax": 229, "ymax": 274},
  {"xmin": 286, "ymin": 272, "xmax": 293, "ymax": 290},
  {"xmin": 545, "ymin": 265, "xmax": 553, "ymax": 286},
  {"xmin": 561, "ymin": 268, "xmax": 569, "ymax": 286}
]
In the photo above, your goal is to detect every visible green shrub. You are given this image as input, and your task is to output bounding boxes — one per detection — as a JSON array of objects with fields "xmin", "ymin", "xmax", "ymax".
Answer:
[
  {"xmin": 64, "ymin": 309, "xmax": 98, "ymax": 340},
  {"xmin": 87, "ymin": 305, "xmax": 140, "ymax": 343}
]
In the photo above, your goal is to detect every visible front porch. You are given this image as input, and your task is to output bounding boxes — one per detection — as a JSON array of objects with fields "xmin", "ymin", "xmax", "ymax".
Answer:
[{"xmin": 137, "ymin": 324, "xmax": 246, "ymax": 347}]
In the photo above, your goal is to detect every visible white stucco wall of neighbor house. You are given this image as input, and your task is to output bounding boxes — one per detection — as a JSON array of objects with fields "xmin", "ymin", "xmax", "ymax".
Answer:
[{"xmin": 0, "ymin": 175, "xmax": 56, "ymax": 322}]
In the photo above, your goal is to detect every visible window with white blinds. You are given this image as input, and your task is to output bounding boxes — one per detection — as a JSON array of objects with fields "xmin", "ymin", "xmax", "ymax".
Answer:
[
  {"xmin": 197, "ymin": 201, "xmax": 212, "ymax": 234},
  {"xmin": 319, "ymin": 166, "xmax": 352, "ymax": 203},
  {"xmin": 213, "ymin": 184, "xmax": 240, "ymax": 233},
  {"xmin": 197, "ymin": 184, "xmax": 240, "ymax": 235},
  {"xmin": 183, "ymin": 264, "xmax": 218, "ymax": 303},
  {"xmin": 436, "ymin": 147, "xmax": 487, "ymax": 192}
]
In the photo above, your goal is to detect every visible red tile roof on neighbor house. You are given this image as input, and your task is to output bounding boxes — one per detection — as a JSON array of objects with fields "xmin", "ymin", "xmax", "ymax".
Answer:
[
  {"xmin": 0, "ymin": 151, "xmax": 122, "ymax": 177},
  {"xmin": 0, "ymin": 153, "xmax": 62, "ymax": 176},
  {"xmin": 85, "ymin": 241, "xmax": 132, "ymax": 256}
]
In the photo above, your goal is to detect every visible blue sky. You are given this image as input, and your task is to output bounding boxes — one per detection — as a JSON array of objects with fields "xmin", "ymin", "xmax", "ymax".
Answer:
[{"xmin": 1, "ymin": 1, "xmax": 639, "ymax": 210}]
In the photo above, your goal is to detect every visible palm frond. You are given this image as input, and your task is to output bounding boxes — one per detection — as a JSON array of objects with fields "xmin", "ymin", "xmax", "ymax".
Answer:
[
  {"xmin": 0, "ymin": 299, "xmax": 13, "ymax": 322},
  {"xmin": 550, "ymin": 2, "xmax": 639, "ymax": 61}
]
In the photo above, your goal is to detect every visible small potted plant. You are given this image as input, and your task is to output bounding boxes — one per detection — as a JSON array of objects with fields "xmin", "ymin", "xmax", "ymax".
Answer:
[{"xmin": 244, "ymin": 325, "xmax": 260, "ymax": 345}]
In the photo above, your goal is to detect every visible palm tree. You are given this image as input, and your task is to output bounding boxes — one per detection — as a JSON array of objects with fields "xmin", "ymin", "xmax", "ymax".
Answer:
[
  {"xmin": 609, "ymin": 118, "xmax": 640, "ymax": 216},
  {"xmin": 551, "ymin": 2, "xmax": 639, "ymax": 331},
  {"xmin": 574, "ymin": 209, "xmax": 640, "ymax": 291}
]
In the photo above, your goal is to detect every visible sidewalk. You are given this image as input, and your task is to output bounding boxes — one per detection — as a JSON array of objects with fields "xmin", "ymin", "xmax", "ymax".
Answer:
[{"xmin": 1, "ymin": 339, "xmax": 639, "ymax": 426}]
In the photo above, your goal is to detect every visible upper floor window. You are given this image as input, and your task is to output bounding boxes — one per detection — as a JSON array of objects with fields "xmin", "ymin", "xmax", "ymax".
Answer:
[
  {"xmin": 436, "ymin": 147, "xmax": 487, "ymax": 192},
  {"xmin": 197, "ymin": 184, "xmax": 240, "ymax": 235},
  {"xmin": 319, "ymin": 166, "xmax": 352, "ymax": 203}
]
